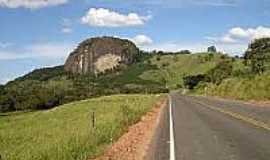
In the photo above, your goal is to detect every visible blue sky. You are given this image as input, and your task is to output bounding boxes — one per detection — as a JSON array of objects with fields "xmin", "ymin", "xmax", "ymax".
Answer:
[{"xmin": 0, "ymin": 0, "xmax": 270, "ymax": 84}]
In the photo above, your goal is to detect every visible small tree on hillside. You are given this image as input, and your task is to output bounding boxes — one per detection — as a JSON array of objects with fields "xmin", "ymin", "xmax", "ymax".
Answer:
[
  {"xmin": 244, "ymin": 38, "xmax": 270, "ymax": 74},
  {"xmin": 207, "ymin": 46, "xmax": 217, "ymax": 53},
  {"xmin": 206, "ymin": 60, "xmax": 233, "ymax": 84}
]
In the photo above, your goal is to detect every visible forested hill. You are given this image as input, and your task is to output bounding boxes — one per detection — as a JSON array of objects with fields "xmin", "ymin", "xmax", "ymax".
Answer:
[
  {"xmin": 0, "ymin": 50, "xmax": 215, "ymax": 112},
  {"xmin": 1, "ymin": 37, "xmax": 270, "ymax": 112}
]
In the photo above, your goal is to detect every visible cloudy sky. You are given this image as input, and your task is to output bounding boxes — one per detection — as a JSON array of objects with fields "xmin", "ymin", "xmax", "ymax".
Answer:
[{"xmin": 1, "ymin": 0, "xmax": 270, "ymax": 84}]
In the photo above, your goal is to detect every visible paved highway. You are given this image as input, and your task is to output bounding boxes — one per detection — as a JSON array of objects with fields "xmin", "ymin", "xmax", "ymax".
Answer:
[{"xmin": 149, "ymin": 93, "xmax": 270, "ymax": 160}]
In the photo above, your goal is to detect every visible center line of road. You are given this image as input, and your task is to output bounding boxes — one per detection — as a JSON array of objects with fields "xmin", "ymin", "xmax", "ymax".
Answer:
[{"xmin": 169, "ymin": 96, "xmax": 176, "ymax": 160}]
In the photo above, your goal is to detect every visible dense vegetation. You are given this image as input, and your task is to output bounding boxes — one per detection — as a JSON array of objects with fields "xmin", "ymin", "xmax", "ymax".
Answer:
[
  {"xmin": 186, "ymin": 38, "xmax": 270, "ymax": 101},
  {"xmin": 0, "ymin": 52, "xmax": 170, "ymax": 112},
  {"xmin": 0, "ymin": 94, "xmax": 163, "ymax": 160}
]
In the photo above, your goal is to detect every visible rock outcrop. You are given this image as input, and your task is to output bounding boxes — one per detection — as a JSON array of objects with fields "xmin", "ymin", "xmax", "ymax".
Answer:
[{"xmin": 64, "ymin": 37, "xmax": 139, "ymax": 74}]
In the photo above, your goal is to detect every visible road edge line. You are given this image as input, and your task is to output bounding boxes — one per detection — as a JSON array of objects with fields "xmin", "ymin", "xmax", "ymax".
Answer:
[{"xmin": 169, "ymin": 96, "xmax": 176, "ymax": 160}]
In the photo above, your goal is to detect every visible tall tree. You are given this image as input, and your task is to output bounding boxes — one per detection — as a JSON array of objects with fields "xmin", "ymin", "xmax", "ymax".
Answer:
[{"xmin": 244, "ymin": 38, "xmax": 270, "ymax": 74}]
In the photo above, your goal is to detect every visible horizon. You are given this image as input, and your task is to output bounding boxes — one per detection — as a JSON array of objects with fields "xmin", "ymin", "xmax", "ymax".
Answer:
[{"xmin": 1, "ymin": 0, "xmax": 270, "ymax": 84}]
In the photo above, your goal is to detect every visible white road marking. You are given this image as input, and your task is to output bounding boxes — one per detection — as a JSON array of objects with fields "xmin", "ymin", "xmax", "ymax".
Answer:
[{"xmin": 169, "ymin": 96, "xmax": 176, "ymax": 160}]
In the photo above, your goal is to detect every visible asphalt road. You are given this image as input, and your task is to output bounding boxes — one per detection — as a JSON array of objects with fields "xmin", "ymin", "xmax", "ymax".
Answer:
[{"xmin": 149, "ymin": 93, "xmax": 270, "ymax": 160}]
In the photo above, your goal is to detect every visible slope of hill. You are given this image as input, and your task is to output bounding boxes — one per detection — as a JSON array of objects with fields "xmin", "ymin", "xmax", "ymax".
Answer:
[
  {"xmin": 139, "ymin": 53, "xmax": 223, "ymax": 89},
  {"xmin": 194, "ymin": 72, "xmax": 270, "ymax": 100}
]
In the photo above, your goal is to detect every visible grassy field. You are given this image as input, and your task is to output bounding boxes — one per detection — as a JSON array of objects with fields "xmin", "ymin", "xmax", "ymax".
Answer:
[{"xmin": 0, "ymin": 94, "xmax": 164, "ymax": 160}]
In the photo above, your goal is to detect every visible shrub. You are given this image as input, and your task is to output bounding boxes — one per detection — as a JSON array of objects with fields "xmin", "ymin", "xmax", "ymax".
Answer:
[
  {"xmin": 206, "ymin": 60, "xmax": 233, "ymax": 84},
  {"xmin": 244, "ymin": 38, "xmax": 270, "ymax": 74},
  {"xmin": 183, "ymin": 74, "xmax": 206, "ymax": 89}
]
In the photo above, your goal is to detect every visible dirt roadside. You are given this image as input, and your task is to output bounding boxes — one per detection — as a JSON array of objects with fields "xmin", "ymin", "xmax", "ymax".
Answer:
[{"xmin": 95, "ymin": 98, "xmax": 168, "ymax": 160}]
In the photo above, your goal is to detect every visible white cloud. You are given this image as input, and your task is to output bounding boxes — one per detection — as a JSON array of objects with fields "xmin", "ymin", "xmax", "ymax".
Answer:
[
  {"xmin": 81, "ymin": 8, "xmax": 151, "ymax": 27},
  {"xmin": 204, "ymin": 26, "xmax": 270, "ymax": 55},
  {"xmin": 0, "ymin": 43, "xmax": 73, "ymax": 60},
  {"xmin": 131, "ymin": 35, "xmax": 153, "ymax": 46},
  {"xmin": 62, "ymin": 27, "xmax": 72, "ymax": 34},
  {"xmin": 0, "ymin": 0, "xmax": 68, "ymax": 9},
  {"xmin": 228, "ymin": 27, "xmax": 250, "ymax": 39},
  {"xmin": 220, "ymin": 35, "xmax": 238, "ymax": 44},
  {"xmin": 209, "ymin": 26, "xmax": 270, "ymax": 44}
]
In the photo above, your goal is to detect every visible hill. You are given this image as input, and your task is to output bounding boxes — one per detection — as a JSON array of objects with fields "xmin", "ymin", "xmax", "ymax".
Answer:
[
  {"xmin": 1, "ymin": 37, "xmax": 270, "ymax": 112},
  {"xmin": 1, "ymin": 49, "xmax": 227, "ymax": 112}
]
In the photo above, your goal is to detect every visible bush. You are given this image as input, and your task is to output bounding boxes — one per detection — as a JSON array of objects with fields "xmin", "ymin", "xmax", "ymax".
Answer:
[
  {"xmin": 183, "ymin": 74, "xmax": 206, "ymax": 89},
  {"xmin": 205, "ymin": 73, "xmax": 270, "ymax": 100},
  {"xmin": 206, "ymin": 60, "xmax": 233, "ymax": 84},
  {"xmin": 244, "ymin": 38, "xmax": 270, "ymax": 74}
]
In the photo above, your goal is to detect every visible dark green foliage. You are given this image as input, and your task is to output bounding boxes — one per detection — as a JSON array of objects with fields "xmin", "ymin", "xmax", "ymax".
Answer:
[
  {"xmin": 207, "ymin": 46, "xmax": 217, "ymax": 53},
  {"xmin": 244, "ymin": 38, "xmax": 270, "ymax": 74},
  {"xmin": 206, "ymin": 60, "xmax": 233, "ymax": 84},
  {"xmin": 162, "ymin": 62, "xmax": 169, "ymax": 68},
  {"xmin": 0, "ymin": 85, "xmax": 4, "ymax": 94},
  {"xmin": 152, "ymin": 50, "xmax": 191, "ymax": 56},
  {"xmin": 0, "ymin": 53, "xmax": 168, "ymax": 112},
  {"xmin": 13, "ymin": 66, "xmax": 65, "ymax": 82},
  {"xmin": 183, "ymin": 59, "xmax": 233, "ymax": 89},
  {"xmin": 183, "ymin": 74, "xmax": 206, "ymax": 89},
  {"xmin": 176, "ymin": 50, "xmax": 191, "ymax": 55}
]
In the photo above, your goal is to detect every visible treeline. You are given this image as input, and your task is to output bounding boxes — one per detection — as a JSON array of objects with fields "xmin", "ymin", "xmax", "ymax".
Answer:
[
  {"xmin": 183, "ymin": 38, "xmax": 270, "ymax": 96},
  {"xmin": 0, "ymin": 52, "xmax": 169, "ymax": 112}
]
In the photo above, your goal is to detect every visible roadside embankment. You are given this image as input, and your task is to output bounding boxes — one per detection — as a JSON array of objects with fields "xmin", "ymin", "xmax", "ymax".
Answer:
[{"xmin": 95, "ymin": 98, "xmax": 168, "ymax": 160}]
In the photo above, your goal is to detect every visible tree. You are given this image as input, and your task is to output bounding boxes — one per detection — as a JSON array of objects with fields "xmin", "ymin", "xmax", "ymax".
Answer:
[
  {"xmin": 183, "ymin": 74, "xmax": 206, "ymax": 89},
  {"xmin": 207, "ymin": 46, "xmax": 217, "ymax": 53},
  {"xmin": 206, "ymin": 60, "xmax": 233, "ymax": 84},
  {"xmin": 176, "ymin": 50, "xmax": 191, "ymax": 55},
  {"xmin": 244, "ymin": 38, "xmax": 270, "ymax": 74},
  {"xmin": 0, "ymin": 85, "xmax": 4, "ymax": 95}
]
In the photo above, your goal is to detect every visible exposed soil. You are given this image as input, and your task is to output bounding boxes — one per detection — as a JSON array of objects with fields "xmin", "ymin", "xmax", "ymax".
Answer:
[{"xmin": 94, "ymin": 98, "xmax": 167, "ymax": 160}]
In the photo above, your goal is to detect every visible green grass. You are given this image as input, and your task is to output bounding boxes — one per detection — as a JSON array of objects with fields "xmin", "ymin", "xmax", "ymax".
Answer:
[
  {"xmin": 0, "ymin": 94, "xmax": 164, "ymax": 160},
  {"xmin": 139, "ymin": 53, "xmax": 222, "ymax": 89},
  {"xmin": 203, "ymin": 73, "xmax": 270, "ymax": 100}
]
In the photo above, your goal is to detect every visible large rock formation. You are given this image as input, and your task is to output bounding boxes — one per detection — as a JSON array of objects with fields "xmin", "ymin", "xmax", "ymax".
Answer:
[{"xmin": 64, "ymin": 37, "xmax": 139, "ymax": 74}]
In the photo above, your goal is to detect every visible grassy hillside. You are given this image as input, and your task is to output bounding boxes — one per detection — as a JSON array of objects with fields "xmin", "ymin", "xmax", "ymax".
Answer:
[
  {"xmin": 0, "ymin": 94, "xmax": 164, "ymax": 160},
  {"xmin": 140, "ymin": 53, "xmax": 223, "ymax": 89},
  {"xmin": 195, "ymin": 72, "xmax": 270, "ymax": 100}
]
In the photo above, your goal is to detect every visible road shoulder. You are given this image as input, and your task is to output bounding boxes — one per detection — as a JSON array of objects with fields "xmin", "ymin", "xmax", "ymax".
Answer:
[{"xmin": 95, "ymin": 98, "xmax": 168, "ymax": 160}]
